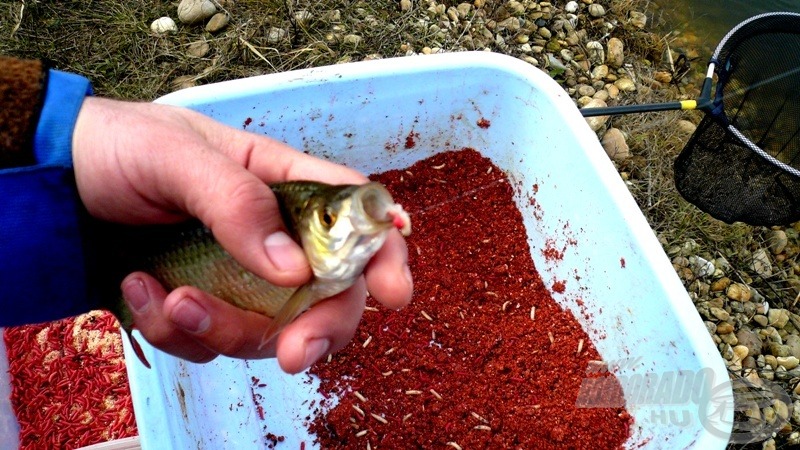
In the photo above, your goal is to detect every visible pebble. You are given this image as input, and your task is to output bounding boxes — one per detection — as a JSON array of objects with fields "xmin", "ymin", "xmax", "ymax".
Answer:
[
  {"xmin": 205, "ymin": 13, "xmax": 229, "ymax": 33},
  {"xmin": 400, "ymin": 0, "xmax": 412, "ymax": 12},
  {"xmin": 628, "ymin": 11, "xmax": 647, "ymax": 28},
  {"xmin": 151, "ymin": 16, "xmax": 178, "ymax": 34},
  {"xmin": 582, "ymin": 99, "xmax": 608, "ymax": 132},
  {"xmin": 769, "ymin": 230, "xmax": 789, "ymax": 255},
  {"xmin": 778, "ymin": 356, "xmax": 800, "ymax": 370},
  {"xmin": 590, "ymin": 63, "xmax": 608, "ymax": 80},
  {"xmin": 676, "ymin": 119, "xmax": 697, "ymax": 135},
  {"xmin": 177, "ymin": 0, "xmax": 217, "ymax": 24},
  {"xmin": 737, "ymin": 329, "xmax": 763, "ymax": 356},
  {"xmin": 565, "ymin": 1, "xmax": 579, "ymax": 13},
  {"xmin": 786, "ymin": 334, "xmax": 800, "ymax": 359},
  {"xmin": 587, "ymin": 4, "xmax": 605, "ymax": 18},
  {"xmin": 614, "ymin": 77, "xmax": 636, "ymax": 92},
  {"xmin": 771, "ymin": 343, "xmax": 792, "ymax": 358},
  {"xmin": 606, "ymin": 37, "xmax": 624, "ymax": 68},
  {"xmin": 186, "ymin": 40, "xmax": 210, "ymax": 58},
  {"xmin": 726, "ymin": 282, "xmax": 751, "ymax": 301},
  {"xmin": 769, "ymin": 308, "xmax": 791, "ymax": 329},
  {"xmin": 601, "ymin": 128, "xmax": 629, "ymax": 161},
  {"xmin": 266, "ymin": 27, "xmax": 287, "ymax": 43},
  {"xmin": 709, "ymin": 306, "xmax": 730, "ymax": 321},
  {"xmin": 717, "ymin": 322, "xmax": 734, "ymax": 334},
  {"xmin": 751, "ymin": 248, "xmax": 774, "ymax": 277},
  {"xmin": 711, "ymin": 277, "xmax": 730, "ymax": 292}
]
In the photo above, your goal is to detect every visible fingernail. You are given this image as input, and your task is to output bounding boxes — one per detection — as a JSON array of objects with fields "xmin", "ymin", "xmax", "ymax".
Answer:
[
  {"xmin": 171, "ymin": 297, "xmax": 211, "ymax": 334},
  {"xmin": 302, "ymin": 338, "xmax": 331, "ymax": 369},
  {"xmin": 123, "ymin": 277, "xmax": 151, "ymax": 314},
  {"xmin": 264, "ymin": 231, "xmax": 307, "ymax": 272}
]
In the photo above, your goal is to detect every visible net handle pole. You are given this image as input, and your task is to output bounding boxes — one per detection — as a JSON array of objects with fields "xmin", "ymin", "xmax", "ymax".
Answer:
[
  {"xmin": 579, "ymin": 63, "xmax": 716, "ymax": 117},
  {"xmin": 580, "ymin": 101, "xmax": 690, "ymax": 117}
]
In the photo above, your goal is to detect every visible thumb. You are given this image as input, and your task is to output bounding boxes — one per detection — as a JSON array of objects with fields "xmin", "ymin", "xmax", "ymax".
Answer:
[{"xmin": 172, "ymin": 147, "xmax": 312, "ymax": 287}]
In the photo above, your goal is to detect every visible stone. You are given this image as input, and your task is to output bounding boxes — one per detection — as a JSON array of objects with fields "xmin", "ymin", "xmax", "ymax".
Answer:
[
  {"xmin": 628, "ymin": 11, "xmax": 647, "ymax": 29},
  {"xmin": 400, "ymin": 0, "xmax": 412, "ymax": 11},
  {"xmin": 606, "ymin": 37, "xmax": 624, "ymax": 68},
  {"xmin": 151, "ymin": 16, "xmax": 178, "ymax": 34},
  {"xmin": 762, "ymin": 438, "xmax": 776, "ymax": 450},
  {"xmin": 711, "ymin": 277, "xmax": 731, "ymax": 292},
  {"xmin": 186, "ymin": 40, "xmax": 210, "ymax": 58},
  {"xmin": 587, "ymin": 4, "xmax": 605, "ymax": 17},
  {"xmin": 205, "ymin": 13, "xmax": 229, "ymax": 33},
  {"xmin": 778, "ymin": 356, "xmax": 800, "ymax": 370},
  {"xmin": 653, "ymin": 71, "xmax": 672, "ymax": 84},
  {"xmin": 717, "ymin": 322, "xmax": 735, "ymax": 334},
  {"xmin": 677, "ymin": 119, "xmax": 697, "ymax": 135},
  {"xmin": 726, "ymin": 282, "xmax": 751, "ymax": 301},
  {"xmin": 614, "ymin": 77, "xmax": 636, "ymax": 92},
  {"xmin": 737, "ymin": 329, "xmax": 763, "ymax": 356},
  {"xmin": 586, "ymin": 41, "xmax": 604, "ymax": 66},
  {"xmin": 577, "ymin": 84, "xmax": 595, "ymax": 97},
  {"xmin": 786, "ymin": 334, "xmax": 800, "ymax": 359},
  {"xmin": 709, "ymin": 306, "xmax": 730, "ymax": 321},
  {"xmin": 538, "ymin": 27, "xmax": 552, "ymax": 39},
  {"xmin": 601, "ymin": 128, "xmax": 630, "ymax": 161},
  {"xmin": 751, "ymin": 248, "xmax": 773, "ymax": 277},
  {"xmin": 768, "ymin": 229, "xmax": 789, "ymax": 255},
  {"xmin": 177, "ymin": 0, "xmax": 217, "ymax": 24},
  {"xmin": 266, "ymin": 27, "xmax": 287, "ymax": 43},
  {"xmin": 565, "ymin": 1, "xmax": 579, "ymax": 13},
  {"xmin": 591, "ymin": 64, "xmax": 608, "ymax": 81},
  {"xmin": 582, "ymin": 99, "xmax": 608, "ymax": 132},
  {"xmin": 766, "ymin": 354, "xmax": 779, "ymax": 368},
  {"xmin": 769, "ymin": 308, "xmax": 791, "ymax": 329},
  {"xmin": 770, "ymin": 343, "xmax": 791, "ymax": 358}
]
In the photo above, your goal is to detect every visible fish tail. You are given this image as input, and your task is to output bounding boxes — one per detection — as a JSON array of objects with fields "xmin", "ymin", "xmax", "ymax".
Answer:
[{"xmin": 258, "ymin": 283, "xmax": 316, "ymax": 350}]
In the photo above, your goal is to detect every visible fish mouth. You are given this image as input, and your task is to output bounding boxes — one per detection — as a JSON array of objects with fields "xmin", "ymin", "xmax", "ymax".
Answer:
[{"xmin": 354, "ymin": 183, "xmax": 411, "ymax": 236}]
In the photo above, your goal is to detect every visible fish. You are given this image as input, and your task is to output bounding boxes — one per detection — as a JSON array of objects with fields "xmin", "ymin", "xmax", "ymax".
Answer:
[{"xmin": 106, "ymin": 181, "xmax": 411, "ymax": 367}]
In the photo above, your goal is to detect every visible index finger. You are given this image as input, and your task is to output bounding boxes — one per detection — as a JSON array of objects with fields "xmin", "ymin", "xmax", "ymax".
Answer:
[{"xmin": 190, "ymin": 112, "xmax": 369, "ymax": 185}]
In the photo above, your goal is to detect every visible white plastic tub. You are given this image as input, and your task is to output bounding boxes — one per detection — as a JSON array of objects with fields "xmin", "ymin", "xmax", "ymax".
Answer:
[
  {"xmin": 0, "ymin": 329, "xmax": 19, "ymax": 450},
  {"xmin": 123, "ymin": 51, "xmax": 731, "ymax": 448}
]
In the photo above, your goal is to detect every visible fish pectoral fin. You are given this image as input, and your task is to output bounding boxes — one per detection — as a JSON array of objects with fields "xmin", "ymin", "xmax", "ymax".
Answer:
[{"xmin": 258, "ymin": 283, "xmax": 318, "ymax": 350}]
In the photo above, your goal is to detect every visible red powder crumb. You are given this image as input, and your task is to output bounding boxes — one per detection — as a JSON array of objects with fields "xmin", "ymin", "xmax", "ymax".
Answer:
[
  {"xmin": 309, "ymin": 148, "xmax": 631, "ymax": 449},
  {"xmin": 620, "ymin": 258, "xmax": 626, "ymax": 268},
  {"xmin": 552, "ymin": 280, "xmax": 567, "ymax": 293},
  {"xmin": 477, "ymin": 117, "xmax": 491, "ymax": 128},
  {"xmin": 542, "ymin": 238, "xmax": 565, "ymax": 261},
  {"xmin": 4, "ymin": 311, "xmax": 137, "ymax": 449},
  {"xmin": 404, "ymin": 131, "xmax": 417, "ymax": 149},
  {"xmin": 243, "ymin": 117, "xmax": 253, "ymax": 128}
]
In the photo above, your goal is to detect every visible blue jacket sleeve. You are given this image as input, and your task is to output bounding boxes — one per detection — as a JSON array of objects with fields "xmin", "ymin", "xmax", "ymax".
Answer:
[{"xmin": 0, "ymin": 69, "xmax": 94, "ymax": 327}]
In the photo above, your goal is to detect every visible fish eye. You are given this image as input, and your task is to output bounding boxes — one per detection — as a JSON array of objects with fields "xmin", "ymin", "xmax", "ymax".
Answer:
[{"xmin": 321, "ymin": 208, "xmax": 337, "ymax": 227}]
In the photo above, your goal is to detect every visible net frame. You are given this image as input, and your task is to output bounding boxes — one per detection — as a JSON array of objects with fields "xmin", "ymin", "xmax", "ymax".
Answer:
[{"xmin": 674, "ymin": 12, "xmax": 800, "ymax": 225}]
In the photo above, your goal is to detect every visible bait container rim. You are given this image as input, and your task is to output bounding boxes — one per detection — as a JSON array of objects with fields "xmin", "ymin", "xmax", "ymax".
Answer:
[{"xmin": 120, "ymin": 51, "xmax": 732, "ymax": 449}]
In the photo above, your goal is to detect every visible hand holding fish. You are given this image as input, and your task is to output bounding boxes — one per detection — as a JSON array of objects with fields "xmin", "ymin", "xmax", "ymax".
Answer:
[{"xmin": 72, "ymin": 97, "xmax": 413, "ymax": 373}]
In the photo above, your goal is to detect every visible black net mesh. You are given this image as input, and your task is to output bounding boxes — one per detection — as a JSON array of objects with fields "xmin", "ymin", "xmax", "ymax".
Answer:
[
  {"xmin": 675, "ymin": 115, "xmax": 800, "ymax": 225},
  {"xmin": 674, "ymin": 12, "xmax": 800, "ymax": 225}
]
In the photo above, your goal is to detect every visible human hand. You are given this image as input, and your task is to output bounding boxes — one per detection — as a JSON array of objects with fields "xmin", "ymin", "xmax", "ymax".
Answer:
[{"xmin": 72, "ymin": 97, "xmax": 413, "ymax": 373}]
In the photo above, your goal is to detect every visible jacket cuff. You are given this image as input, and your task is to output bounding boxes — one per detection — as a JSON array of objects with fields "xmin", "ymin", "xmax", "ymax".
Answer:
[
  {"xmin": 0, "ymin": 69, "xmax": 94, "ymax": 326},
  {"xmin": 34, "ymin": 69, "xmax": 93, "ymax": 167}
]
